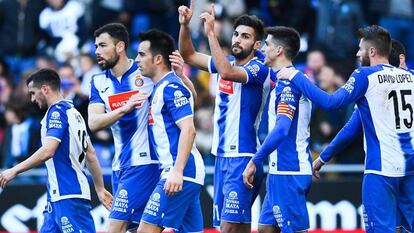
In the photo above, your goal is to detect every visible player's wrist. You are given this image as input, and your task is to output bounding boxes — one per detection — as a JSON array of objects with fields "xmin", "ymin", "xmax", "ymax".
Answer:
[{"xmin": 318, "ymin": 156, "xmax": 326, "ymax": 164}]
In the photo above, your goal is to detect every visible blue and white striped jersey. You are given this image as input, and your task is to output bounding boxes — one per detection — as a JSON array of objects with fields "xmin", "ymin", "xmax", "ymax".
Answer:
[
  {"xmin": 41, "ymin": 100, "xmax": 90, "ymax": 202},
  {"xmin": 148, "ymin": 72, "xmax": 205, "ymax": 185},
  {"xmin": 290, "ymin": 64, "xmax": 414, "ymax": 177},
  {"xmin": 267, "ymin": 69, "xmax": 312, "ymax": 175},
  {"xmin": 208, "ymin": 53, "xmax": 271, "ymax": 157},
  {"xmin": 89, "ymin": 60, "xmax": 158, "ymax": 171}
]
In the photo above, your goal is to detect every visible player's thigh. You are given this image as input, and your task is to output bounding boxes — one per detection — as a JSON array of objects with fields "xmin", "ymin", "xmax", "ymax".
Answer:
[
  {"xmin": 362, "ymin": 174, "xmax": 398, "ymax": 232},
  {"xmin": 141, "ymin": 180, "xmax": 202, "ymax": 231},
  {"xmin": 53, "ymin": 199, "xmax": 96, "ymax": 233},
  {"xmin": 110, "ymin": 165, "xmax": 159, "ymax": 224},
  {"xmin": 396, "ymin": 175, "xmax": 414, "ymax": 232}
]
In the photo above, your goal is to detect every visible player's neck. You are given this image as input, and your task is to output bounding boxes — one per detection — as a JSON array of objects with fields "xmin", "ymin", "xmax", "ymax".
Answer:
[
  {"xmin": 235, "ymin": 53, "xmax": 254, "ymax": 66},
  {"xmin": 370, "ymin": 56, "xmax": 389, "ymax": 66},
  {"xmin": 273, "ymin": 59, "xmax": 293, "ymax": 71},
  {"xmin": 151, "ymin": 66, "xmax": 171, "ymax": 84},
  {"xmin": 111, "ymin": 55, "xmax": 131, "ymax": 77},
  {"xmin": 46, "ymin": 94, "xmax": 64, "ymax": 108}
]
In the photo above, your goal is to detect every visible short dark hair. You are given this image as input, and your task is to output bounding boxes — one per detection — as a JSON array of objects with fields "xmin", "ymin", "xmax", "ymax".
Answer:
[
  {"xmin": 233, "ymin": 15, "xmax": 265, "ymax": 41},
  {"xmin": 138, "ymin": 29, "xmax": 175, "ymax": 70},
  {"xmin": 358, "ymin": 25, "xmax": 391, "ymax": 57},
  {"xmin": 26, "ymin": 68, "xmax": 61, "ymax": 91},
  {"xmin": 265, "ymin": 26, "xmax": 301, "ymax": 60},
  {"xmin": 94, "ymin": 23, "xmax": 130, "ymax": 49},
  {"xmin": 389, "ymin": 39, "xmax": 406, "ymax": 67}
]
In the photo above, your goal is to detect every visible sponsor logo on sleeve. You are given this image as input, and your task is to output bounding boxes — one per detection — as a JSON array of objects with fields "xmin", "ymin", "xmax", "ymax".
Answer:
[
  {"xmin": 342, "ymin": 77, "xmax": 355, "ymax": 94},
  {"xmin": 48, "ymin": 111, "xmax": 63, "ymax": 129},
  {"xmin": 247, "ymin": 64, "xmax": 260, "ymax": 78}
]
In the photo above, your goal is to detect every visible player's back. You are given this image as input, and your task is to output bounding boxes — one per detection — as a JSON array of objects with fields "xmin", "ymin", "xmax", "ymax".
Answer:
[
  {"xmin": 268, "ymin": 69, "xmax": 312, "ymax": 175},
  {"xmin": 89, "ymin": 61, "xmax": 158, "ymax": 171},
  {"xmin": 356, "ymin": 64, "xmax": 414, "ymax": 176},
  {"xmin": 41, "ymin": 100, "xmax": 90, "ymax": 202}
]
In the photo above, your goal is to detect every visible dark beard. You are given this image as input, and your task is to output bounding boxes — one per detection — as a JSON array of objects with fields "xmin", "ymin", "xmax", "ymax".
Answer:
[
  {"xmin": 232, "ymin": 45, "xmax": 254, "ymax": 60},
  {"xmin": 360, "ymin": 55, "xmax": 370, "ymax": 66},
  {"xmin": 98, "ymin": 54, "xmax": 120, "ymax": 70}
]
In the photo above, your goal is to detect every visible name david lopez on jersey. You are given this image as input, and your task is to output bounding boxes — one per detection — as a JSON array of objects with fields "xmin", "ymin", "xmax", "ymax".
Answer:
[
  {"xmin": 378, "ymin": 73, "xmax": 413, "ymax": 84},
  {"xmin": 108, "ymin": 90, "xmax": 143, "ymax": 111}
]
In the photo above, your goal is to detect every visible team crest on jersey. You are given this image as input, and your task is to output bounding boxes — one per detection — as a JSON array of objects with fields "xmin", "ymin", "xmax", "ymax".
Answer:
[
  {"xmin": 219, "ymin": 78, "xmax": 234, "ymax": 94},
  {"xmin": 108, "ymin": 90, "xmax": 142, "ymax": 111},
  {"xmin": 135, "ymin": 75, "xmax": 144, "ymax": 87},
  {"xmin": 51, "ymin": 111, "xmax": 60, "ymax": 120},
  {"xmin": 174, "ymin": 90, "xmax": 189, "ymax": 107}
]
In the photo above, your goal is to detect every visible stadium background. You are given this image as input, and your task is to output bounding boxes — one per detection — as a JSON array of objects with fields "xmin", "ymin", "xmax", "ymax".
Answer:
[{"xmin": 0, "ymin": 0, "xmax": 413, "ymax": 232}]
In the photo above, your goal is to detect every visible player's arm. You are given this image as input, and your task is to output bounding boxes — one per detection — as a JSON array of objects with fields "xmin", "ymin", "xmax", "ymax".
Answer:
[
  {"xmin": 0, "ymin": 138, "xmax": 59, "ymax": 188},
  {"xmin": 163, "ymin": 84, "xmax": 195, "ymax": 195},
  {"xmin": 84, "ymin": 137, "xmax": 113, "ymax": 210},
  {"xmin": 200, "ymin": 5, "xmax": 250, "ymax": 83},
  {"xmin": 277, "ymin": 68, "xmax": 368, "ymax": 111},
  {"xmin": 313, "ymin": 109, "xmax": 363, "ymax": 178},
  {"xmin": 170, "ymin": 50, "xmax": 197, "ymax": 100},
  {"xmin": 165, "ymin": 117, "xmax": 196, "ymax": 196},
  {"xmin": 178, "ymin": 0, "xmax": 210, "ymax": 71},
  {"xmin": 88, "ymin": 102, "xmax": 135, "ymax": 132}
]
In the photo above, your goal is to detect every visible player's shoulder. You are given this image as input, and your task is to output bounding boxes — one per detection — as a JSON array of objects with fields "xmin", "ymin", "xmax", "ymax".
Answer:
[
  {"xmin": 91, "ymin": 71, "xmax": 107, "ymax": 82},
  {"xmin": 47, "ymin": 101, "xmax": 72, "ymax": 120}
]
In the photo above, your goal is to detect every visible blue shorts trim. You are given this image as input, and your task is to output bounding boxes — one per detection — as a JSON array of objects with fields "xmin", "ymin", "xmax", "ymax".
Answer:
[
  {"xmin": 213, "ymin": 156, "xmax": 263, "ymax": 226},
  {"xmin": 110, "ymin": 164, "xmax": 160, "ymax": 226},
  {"xmin": 141, "ymin": 179, "xmax": 203, "ymax": 232},
  {"xmin": 259, "ymin": 174, "xmax": 311, "ymax": 233},
  {"xmin": 40, "ymin": 198, "xmax": 95, "ymax": 233}
]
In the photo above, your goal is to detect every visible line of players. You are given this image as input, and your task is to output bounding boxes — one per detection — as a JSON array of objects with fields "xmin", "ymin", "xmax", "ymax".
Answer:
[{"xmin": 1, "ymin": 0, "xmax": 414, "ymax": 232}]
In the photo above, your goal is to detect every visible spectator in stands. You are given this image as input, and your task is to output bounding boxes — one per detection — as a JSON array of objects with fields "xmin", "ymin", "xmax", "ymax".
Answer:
[
  {"xmin": 57, "ymin": 64, "xmax": 89, "ymax": 120},
  {"xmin": 1, "ymin": 97, "xmax": 40, "ymax": 168},
  {"xmin": 78, "ymin": 53, "xmax": 101, "ymax": 96},
  {"xmin": 0, "ymin": 0, "xmax": 46, "ymax": 82},
  {"xmin": 304, "ymin": 49, "xmax": 326, "ymax": 82},
  {"xmin": 39, "ymin": 0, "xmax": 87, "ymax": 63}
]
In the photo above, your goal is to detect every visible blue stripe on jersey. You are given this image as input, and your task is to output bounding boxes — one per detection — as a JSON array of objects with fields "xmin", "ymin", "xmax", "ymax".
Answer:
[
  {"xmin": 239, "ymin": 83, "xmax": 262, "ymax": 153},
  {"xmin": 277, "ymin": 106, "xmax": 300, "ymax": 171},
  {"xmin": 160, "ymin": 99, "xmax": 197, "ymax": 178},
  {"xmin": 54, "ymin": 128, "xmax": 82, "ymax": 195},
  {"xmin": 359, "ymin": 97, "xmax": 382, "ymax": 171},
  {"xmin": 398, "ymin": 133, "xmax": 414, "ymax": 156},
  {"xmin": 148, "ymin": 125, "xmax": 158, "ymax": 161},
  {"xmin": 217, "ymin": 92, "xmax": 230, "ymax": 154}
]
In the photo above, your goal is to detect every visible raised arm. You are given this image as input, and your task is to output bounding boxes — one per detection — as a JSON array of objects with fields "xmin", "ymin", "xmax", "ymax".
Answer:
[
  {"xmin": 170, "ymin": 50, "xmax": 197, "ymax": 100},
  {"xmin": 178, "ymin": 0, "xmax": 210, "ymax": 71},
  {"xmin": 200, "ymin": 4, "xmax": 251, "ymax": 83}
]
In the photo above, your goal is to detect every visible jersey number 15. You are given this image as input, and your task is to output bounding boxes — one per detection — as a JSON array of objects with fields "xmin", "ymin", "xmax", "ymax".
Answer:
[{"xmin": 388, "ymin": 90, "xmax": 413, "ymax": 129}]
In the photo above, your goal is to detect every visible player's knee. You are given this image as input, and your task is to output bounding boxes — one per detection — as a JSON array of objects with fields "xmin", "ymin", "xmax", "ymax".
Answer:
[
  {"xmin": 221, "ymin": 222, "xmax": 250, "ymax": 233},
  {"xmin": 258, "ymin": 225, "xmax": 281, "ymax": 233},
  {"xmin": 107, "ymin": 220, "xmax": 128, "ymax": 233}
]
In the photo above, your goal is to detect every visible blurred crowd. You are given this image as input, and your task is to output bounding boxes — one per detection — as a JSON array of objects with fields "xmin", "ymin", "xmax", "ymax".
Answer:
[{"xmin": 1, "ymin": 0, "xmax": 413, "ymax": 177}]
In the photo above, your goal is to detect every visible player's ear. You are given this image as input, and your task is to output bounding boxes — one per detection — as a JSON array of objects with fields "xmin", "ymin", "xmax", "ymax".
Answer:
[
  {"xmin": 369, "ymin": 46, "xmax": 376, "ymax": 57},
  {"xmin": 253, "ymin": 40, "xmax": 262, "ymax": 50},
  {"xmin": 399, "ymin": 54, "xmax": 406, "ymax": 65},
  {"xmin": 154, "ymin": 54, "xmax": 163, "ymax": 65},
  {"xmin": 275, "ymin": 45, "xmax": 283, "ymax": 57},
  {"xmin": 116, "ymin": 41, "xmax": 126, "ymax": 53}
]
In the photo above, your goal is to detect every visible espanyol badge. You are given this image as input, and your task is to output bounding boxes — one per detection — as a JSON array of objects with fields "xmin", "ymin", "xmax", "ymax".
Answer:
[{"xmin": 135, "ymin": 75, "xmax": 144, "ymax": 87}]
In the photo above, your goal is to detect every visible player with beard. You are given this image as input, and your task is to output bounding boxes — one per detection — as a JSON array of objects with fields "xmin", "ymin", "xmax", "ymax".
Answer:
[
  {"xmin": 178, "ymin": 1, "xmax": 272, "ymax": 232},
  {"xmin": 90, "ymin": 23, "xmax": 195, "ymax": 233},
  {"xmin": 278, "ymin": 25, "xmax": 414, "ymax": 232}
]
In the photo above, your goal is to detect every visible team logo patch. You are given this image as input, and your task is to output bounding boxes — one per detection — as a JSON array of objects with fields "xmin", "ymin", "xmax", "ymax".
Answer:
[
  {"xmin": 152, "ymin": 193, "xmax": 161, "ymax": 202},
  {"xmin": 135, "ymin": 76, "xmax": 144, "ymax": 87},
  {"xmin": 118, "ymin": 189, "xmax": 128, "ymax": 199},
  {"xmin": 51, "ymin": 111, "xmax": 60, "ymax": 120},
  {"xmin": 61, "ymin": 216, "xmax": 69, "ymax": 225},
  {"xmin": 228, "ymin": 191, "xmax": 238, "ymax": 200},
  {"xmin": 61, "ymin": 216, "xmax": 74, "ymax": 232},
  {"xmin": 108, "ymin": 90, "xmax": 142, "ymax": 111},
  {"xmin": 219, "ymin": 78, "xmax": 234, "ymax": 94},
  {"xmin": 173, "ymin": 90, "xmax": 189, "ymax": 107}
]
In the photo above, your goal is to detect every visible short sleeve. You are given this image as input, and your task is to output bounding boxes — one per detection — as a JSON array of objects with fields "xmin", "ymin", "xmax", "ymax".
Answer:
[
  {"xmin": 242, "ymin": 60, "xmax": 270, "ymax": 85},
  {"xmin": 208, "ymin": 55, "xmax": 235, "ymax": 74},
  {"xmin": 89, "ymin": 77, "xmax": 105, "ymax": 105},
  {"xmin": 163, "ymin": 83, "xmax": 193, "ymax": 123},
  {"xmin": 46, "ymin": 105, "xmax": 68, "ymax": 141}
]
